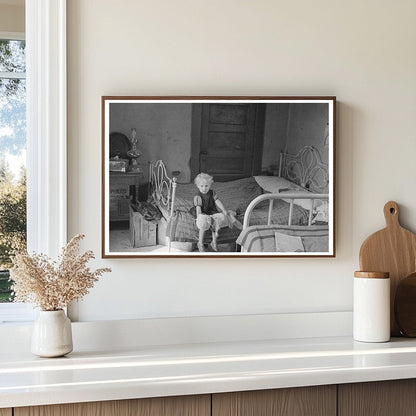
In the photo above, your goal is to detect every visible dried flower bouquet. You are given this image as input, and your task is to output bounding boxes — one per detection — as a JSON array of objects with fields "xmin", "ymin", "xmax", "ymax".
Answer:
[{"xmin": 10, "ymin": 234, "xmax": 111, "ymax": 311}]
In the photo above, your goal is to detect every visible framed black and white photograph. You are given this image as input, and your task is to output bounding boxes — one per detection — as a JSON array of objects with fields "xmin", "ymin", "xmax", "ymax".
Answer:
[{"xmin": 102, "ymin": 96, "xmax": 336, "ymax": 258}]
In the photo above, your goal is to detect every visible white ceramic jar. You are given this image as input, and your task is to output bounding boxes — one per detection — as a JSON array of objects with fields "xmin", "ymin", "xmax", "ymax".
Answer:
[
  {"xmin": 353, "ymin": 271, "xmax": 390, "ymax": 342},
  {"xmin": 31, "ymin": 310, "xmax": 73, "ymax": 357}
]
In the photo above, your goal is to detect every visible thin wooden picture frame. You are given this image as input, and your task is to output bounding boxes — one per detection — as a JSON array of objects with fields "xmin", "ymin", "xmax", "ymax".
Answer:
[{"xmin": 102, "ymin": 96, "xmax": 336, "ymax": 258}]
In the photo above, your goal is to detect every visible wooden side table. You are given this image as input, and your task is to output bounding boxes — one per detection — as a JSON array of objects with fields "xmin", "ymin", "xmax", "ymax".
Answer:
[{"xmin": 109, "ymin": 172, "xmax": 141, "ymax": 223}]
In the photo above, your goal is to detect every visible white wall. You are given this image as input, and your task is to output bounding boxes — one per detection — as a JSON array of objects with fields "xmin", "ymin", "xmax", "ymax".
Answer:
[{"xmin": 67, "ymin": 0, "xmax": 416, "ymax": 322}]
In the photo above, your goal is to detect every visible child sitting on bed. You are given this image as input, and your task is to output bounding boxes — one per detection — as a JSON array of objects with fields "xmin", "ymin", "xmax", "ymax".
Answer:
[{"xmin": 191, "ymin": 172, "xmax": 242, "ymax": 252}]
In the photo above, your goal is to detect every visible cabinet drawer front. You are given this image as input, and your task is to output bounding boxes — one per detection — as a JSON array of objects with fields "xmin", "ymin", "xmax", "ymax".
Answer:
[
  {"xmin": 339, "ymin": 380, "xmax": 416, "ymax": 416},
  {"xmin": 212, "ymin": 386, "xmax": 336, "ymax": 416},
  {"xmin": 14, "ymin": 395, "xmax": 210, "ymax": 416}
]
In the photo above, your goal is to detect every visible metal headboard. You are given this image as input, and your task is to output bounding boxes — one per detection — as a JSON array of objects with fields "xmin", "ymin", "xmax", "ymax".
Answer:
[
  {"xmin": 149, "ymin": 160, "xmax": 177, "ymax": 218},
  {"xmin": 278, "ymin": 146, "xmax": 328, "ymax": 193}
]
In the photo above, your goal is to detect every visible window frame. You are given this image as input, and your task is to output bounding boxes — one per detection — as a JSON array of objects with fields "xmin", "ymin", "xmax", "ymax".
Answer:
[
  {"xmin": 26, "ymin": 0, "xmax": 67, "ymax": 257},
  {"xmin": 0, "ymin": 0, "xmax": 67, "ymax": 323}
]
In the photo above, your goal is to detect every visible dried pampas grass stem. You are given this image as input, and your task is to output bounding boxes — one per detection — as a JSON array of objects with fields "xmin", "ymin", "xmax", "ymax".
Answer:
[{"xmin": 10, "ymin": 234, "xmax": 111, "ymax": 311}]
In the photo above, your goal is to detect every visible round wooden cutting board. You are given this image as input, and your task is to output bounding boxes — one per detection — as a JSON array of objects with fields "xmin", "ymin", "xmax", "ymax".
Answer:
[
  {"xmin": 395, "ymin": 272, "xmax": 416, "ymax": 337},
  {"xmin": 359, "ymin": 201, "xmax": 416, "ymax": 336}
]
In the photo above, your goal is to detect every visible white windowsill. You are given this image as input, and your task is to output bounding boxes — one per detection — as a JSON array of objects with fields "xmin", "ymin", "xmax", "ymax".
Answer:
[
  {"xmin": 0, "ymin": 303, "xmax": 36, "ymax": 324},
  {"xmin": 0, "ymin": 311, "xmax": 356, "ymax": 407},
  {"xmin": 1, "ymin": 327, "xmax": 416, "ymax": 409}
]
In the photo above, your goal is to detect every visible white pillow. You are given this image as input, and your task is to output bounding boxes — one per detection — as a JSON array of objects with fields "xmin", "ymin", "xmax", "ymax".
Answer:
[
  {"xmin": 254, "ymin": 176, "xmax": 297, "ymax": 193},
  {"xmin": 254, "ymin": 176, "xmax": 313, "ymax": 211},
  {"xmin": 278, "ymin": 189, "xmax": 315, "ymax": 211}
]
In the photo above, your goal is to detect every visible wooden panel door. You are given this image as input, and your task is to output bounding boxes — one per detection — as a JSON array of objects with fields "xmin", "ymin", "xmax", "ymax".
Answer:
[
  {"xmin": 0, "ymin": 409, "xmax": 12, "ymax": 416},
  {"xmin": 212, "ymin": 386, "xmax": 336, "ymax": 416},
  {"xmin": 338, "ymin": 380, "xmax": 416, "ymax": 416},
  {"xmin": 15, "ymin": 394, "xmax": 210, "ymax": 416},
  {"xmin": 191, "ymin": 103, "xmax": 265, "ymax": 182}
]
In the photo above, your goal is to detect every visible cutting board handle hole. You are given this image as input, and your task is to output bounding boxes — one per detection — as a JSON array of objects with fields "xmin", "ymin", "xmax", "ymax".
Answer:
[{"xmin": 383, "ymin": 201, "xmax": 400, "ymax": 227}]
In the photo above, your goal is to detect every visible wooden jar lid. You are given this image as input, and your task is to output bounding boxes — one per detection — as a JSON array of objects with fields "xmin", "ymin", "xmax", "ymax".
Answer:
[{"xmin": 354, "ymin": 271, "xmax": 390, "ymax": 279}]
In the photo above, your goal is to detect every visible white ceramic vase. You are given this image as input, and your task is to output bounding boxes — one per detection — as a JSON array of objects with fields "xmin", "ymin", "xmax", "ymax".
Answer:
[{"xmin": 31, "ymin": 310, "xmax": 73, "ymax": 357}]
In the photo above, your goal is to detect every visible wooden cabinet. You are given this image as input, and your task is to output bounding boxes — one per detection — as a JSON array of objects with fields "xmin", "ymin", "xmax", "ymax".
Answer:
[
  {"xmin": 109, "ymin": 172, "xmax": 141, "ymax": 223},
  {"xmin": 10, "ymin": 380, "xmax": 416, "ymax": 416},
  {"xmin": 14, "ymin": 395, "xmax": 210, "ymax": 416},
  {"xmin": 338, "ymin": 379, "xmax": 416, "ymax": 416},
  {"xmin": 212, "ymin": 386, "xmax": 336, "ymax": 416}
]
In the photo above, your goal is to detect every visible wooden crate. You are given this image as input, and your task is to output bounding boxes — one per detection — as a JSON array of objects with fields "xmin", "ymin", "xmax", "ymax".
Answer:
[{"xmin": 129, "ymin": 206, "xmax": 157, "ymax": 248}]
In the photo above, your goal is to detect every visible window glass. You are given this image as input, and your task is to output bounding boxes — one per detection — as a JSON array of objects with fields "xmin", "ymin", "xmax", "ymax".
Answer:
[
  {"xmin": 0, "ymin": 39, "xmax": 26, "ymax": 72},
  {"xmin": 0, "ymin": 39, "xmax": 26, "ymax": 303}
]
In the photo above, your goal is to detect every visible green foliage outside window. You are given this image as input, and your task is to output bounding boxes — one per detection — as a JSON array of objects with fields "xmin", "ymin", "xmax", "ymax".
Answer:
[
  {"xmin": 0, "ymin": 163, "xmax": 26, "ymax": 302},
  {"xmin": 0, "ymin": 270, "xmax": 12, "ymax": 302}
]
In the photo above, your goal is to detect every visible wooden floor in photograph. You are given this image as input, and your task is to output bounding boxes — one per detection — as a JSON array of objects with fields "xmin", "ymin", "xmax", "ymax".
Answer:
[{"xmin": 109, "ymin": 229, "xmax": 164, "ymax": 253}]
